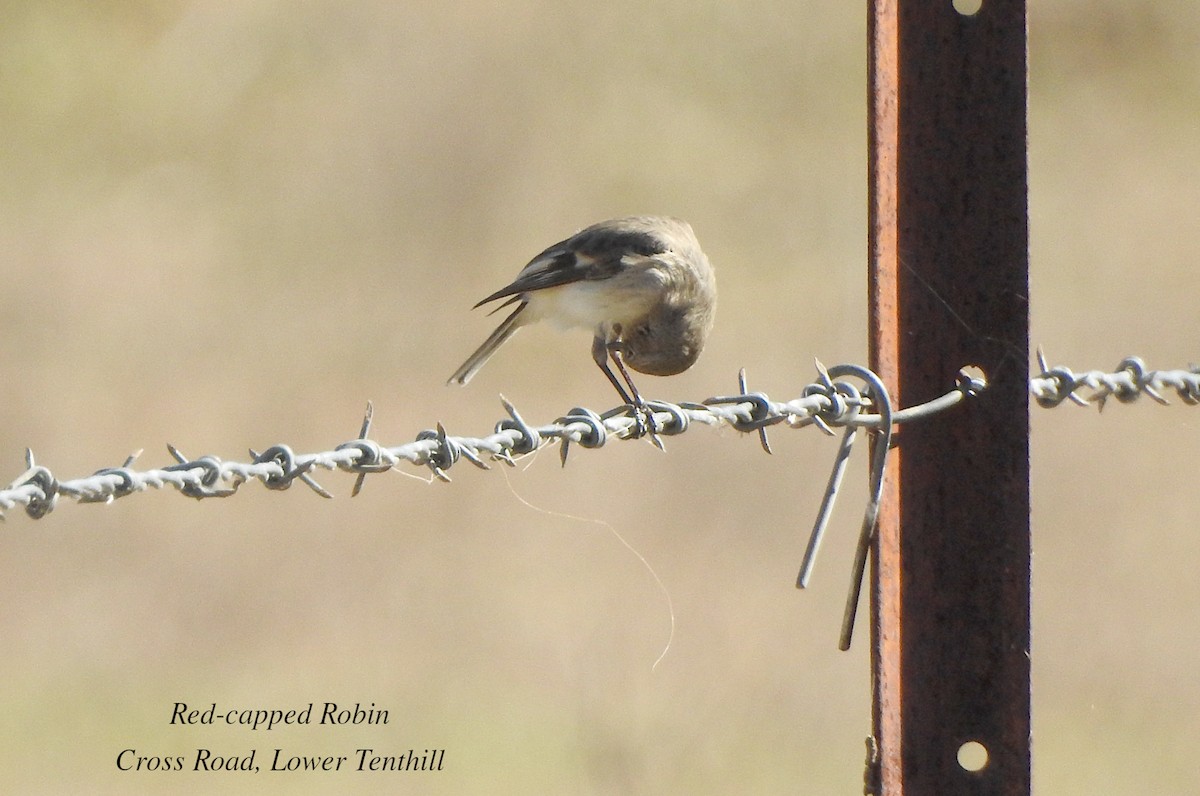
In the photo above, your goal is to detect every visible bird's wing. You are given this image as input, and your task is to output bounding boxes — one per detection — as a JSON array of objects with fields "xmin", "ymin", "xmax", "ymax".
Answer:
[{"xmin": 472, "ymin": 223, "xmax": 668, "ymax": 309}]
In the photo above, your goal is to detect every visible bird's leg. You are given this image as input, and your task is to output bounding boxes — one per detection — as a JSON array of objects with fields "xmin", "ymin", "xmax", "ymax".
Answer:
[
  {"xmin": 607, "ymin": 344, "xmax": 645, "ymax": 411},
  {"xmin": 592, "ymin": 334, "xmax": 634, "ymax": 405},
  {"xmin": 595, "ymin": 330, "xmax": 660, "ymax": 445}
]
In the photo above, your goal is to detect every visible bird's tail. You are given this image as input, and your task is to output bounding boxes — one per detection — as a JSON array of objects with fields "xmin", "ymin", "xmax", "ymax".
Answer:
[{"xmin": 447, "ymin": 301, "xmax": 527, "ymax": 385}]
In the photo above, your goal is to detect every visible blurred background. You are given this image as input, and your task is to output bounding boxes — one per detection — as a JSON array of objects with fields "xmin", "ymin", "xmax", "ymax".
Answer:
[{"xmin": 1, "ymin": 1, "xmax": 1197, "ymax": 793}]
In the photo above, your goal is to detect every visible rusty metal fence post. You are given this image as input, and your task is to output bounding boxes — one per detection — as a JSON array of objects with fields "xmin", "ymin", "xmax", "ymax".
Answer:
[{"xmin": 868, "ymin": 1, "xmax": 1030, "ymax": 794}]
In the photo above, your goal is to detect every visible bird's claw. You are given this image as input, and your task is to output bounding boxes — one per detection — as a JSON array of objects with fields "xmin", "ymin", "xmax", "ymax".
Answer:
[{"xmin": 628, "ymin": 401, "xmax": 665, "ymax": 450}]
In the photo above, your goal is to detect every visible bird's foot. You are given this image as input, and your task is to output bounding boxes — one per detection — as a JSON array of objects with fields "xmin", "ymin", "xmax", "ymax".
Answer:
[{"xmin": 628, "ymin": 400, "xmax": 664, "ymax": 451}]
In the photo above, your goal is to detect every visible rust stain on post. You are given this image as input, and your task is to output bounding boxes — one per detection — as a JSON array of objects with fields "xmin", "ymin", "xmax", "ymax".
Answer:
[
  {"xmin": 868, "ymin": 1, "xmax": 1030, "ymax": 795},
  {"xmin": 867, "ymin": 1, "xmax": 904, "ymax": 792}
]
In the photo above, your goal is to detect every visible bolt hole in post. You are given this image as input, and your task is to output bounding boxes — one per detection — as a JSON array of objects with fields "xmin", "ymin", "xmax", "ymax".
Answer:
[
  {"xmin": 956, "ymin": 740, "xmax": 989, "ymax": 772},
  {"xmin": 953, "ymin": 0, "xmax": 983, "ymax": 15}
]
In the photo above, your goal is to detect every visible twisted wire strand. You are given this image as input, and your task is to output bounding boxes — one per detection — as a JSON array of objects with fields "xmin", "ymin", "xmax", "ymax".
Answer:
[
  {"xmin": 0, "ymin": 365, "xmax": 984, "ymax": 521},
  {"xmin": 5, "ymin": 355, "xmax": 1190, "ymax": 521},
  {"xmin": 1031, "ymin": 352, "xmax": 1200, "ymax": 409}
]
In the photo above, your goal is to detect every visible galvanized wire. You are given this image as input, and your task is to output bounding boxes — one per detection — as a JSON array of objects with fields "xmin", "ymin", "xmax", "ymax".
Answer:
[
  {"xmin": 1031, "ymin": 351, "xmax": 1200, "ymax": 409},
  {"xmin": 3, "ymin": 354, "xmax": 1191, "ymax": 522},
  {"xmin": 0, "ymin": 364, "xmax": 984, "ymax": 521}
]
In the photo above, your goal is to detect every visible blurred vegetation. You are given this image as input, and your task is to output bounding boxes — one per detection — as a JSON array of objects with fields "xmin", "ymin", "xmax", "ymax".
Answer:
[{"xmin": 1, "ymin": 1, "xmax": 1197, "ymax": 793}]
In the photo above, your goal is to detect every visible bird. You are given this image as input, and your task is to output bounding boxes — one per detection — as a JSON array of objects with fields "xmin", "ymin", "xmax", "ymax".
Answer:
[{"xmin": 447, "ymin": 216, "xmax": 716, "ymax": 409}]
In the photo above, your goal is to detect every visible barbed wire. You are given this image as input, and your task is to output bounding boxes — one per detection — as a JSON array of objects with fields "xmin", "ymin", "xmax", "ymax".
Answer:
[
  {"xmin": 1031, "ymin": 351, "xmax": 1200, "ymax": 409},
  {"xmin": 0, "ymin": 363, "xmax": 984, "ymax": 521},
  {"xmin": 2, "ymin": 354, "xmax": 1195, "ymax": 522}
]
